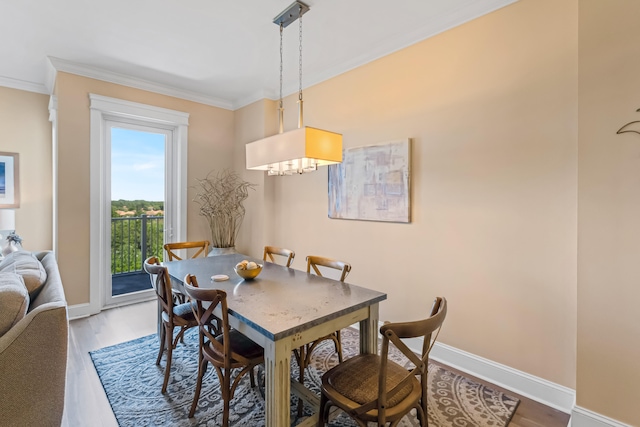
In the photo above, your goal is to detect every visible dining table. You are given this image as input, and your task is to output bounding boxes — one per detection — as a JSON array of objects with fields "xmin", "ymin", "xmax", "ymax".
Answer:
[{"xmin": 164, "ymin": 252, "xmax": 387, "ymax": 427}]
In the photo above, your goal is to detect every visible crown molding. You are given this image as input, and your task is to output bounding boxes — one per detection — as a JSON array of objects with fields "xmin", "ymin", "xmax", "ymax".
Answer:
[
  {"xmin": 44, "ymin": 58, "xmax": 57, "ymax": 94},
  {"xmin": 233, "ymin": 0, "xmax": 519, "ymax": 110},
  {"xmin": 0, "ymin": 75, "xmax": 48, "ymax": 94},
  {"xmin": 288, "ymin": 0, "xmax": 519, "ymax": 95},
  {"xmin": 232, "ymin": 88, "xmax": 279, "ymax": 111},
  {"xmin": 35, "ymin": 0, "xmax": 517, "ymax": 111},
  {"xmin": 47, "ymin": 56, "xmax": 235, "ymax": 111}
]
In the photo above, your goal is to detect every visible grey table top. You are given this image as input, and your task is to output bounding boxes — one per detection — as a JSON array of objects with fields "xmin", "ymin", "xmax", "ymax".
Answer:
[{"xmin": 164, "ymin": 253, "xmax": 387, "ymax": 341}]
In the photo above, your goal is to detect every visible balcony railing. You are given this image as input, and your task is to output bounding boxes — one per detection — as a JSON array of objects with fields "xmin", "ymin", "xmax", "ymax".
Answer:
[{"xmin": 111, "ymin": 214, "xmax": 164, "ymax": 275}]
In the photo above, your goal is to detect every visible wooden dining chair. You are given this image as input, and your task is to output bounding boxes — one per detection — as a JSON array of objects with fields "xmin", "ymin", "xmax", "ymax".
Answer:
[
  {"xmin": 318, "ymin": 297, "xmax": 447, "ymax": 427},
  {"xmin": 294, "ymin": 255, "xmax": 352, "ymax": 415},
  {"xmin": 263, "ymin": 245, "xmax": 295, "ymax": 267},
  {"xmin": 303, "ymin": 256, "xmax": 351, "ymax": 361},
  {"xmin": 164, "ymin": 240, "xmax": 210, "ymax": 261},
  {"xmin": 183, "ymin": 274, "xmax": 265, "ymax": 426},
  {"xmin": 143, "ymin": 256, "xmax": 198, "ymax": 393}
]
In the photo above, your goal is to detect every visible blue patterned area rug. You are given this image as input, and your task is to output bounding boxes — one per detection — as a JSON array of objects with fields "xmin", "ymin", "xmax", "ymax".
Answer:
[{"xmin": 89, "ymin": 328, "xmax": 519, "ymax": 426}]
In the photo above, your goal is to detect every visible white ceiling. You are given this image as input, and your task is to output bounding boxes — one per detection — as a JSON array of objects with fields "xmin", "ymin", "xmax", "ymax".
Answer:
[{"xmin": 1, "ymin": 0, "xmax": 517, "ymax": 110}]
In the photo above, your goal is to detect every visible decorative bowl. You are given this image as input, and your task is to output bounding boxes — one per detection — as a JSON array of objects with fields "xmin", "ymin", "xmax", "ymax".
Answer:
[{"xmin": 234, "ymin": 263, "xmax": 263, "ymax": 280}]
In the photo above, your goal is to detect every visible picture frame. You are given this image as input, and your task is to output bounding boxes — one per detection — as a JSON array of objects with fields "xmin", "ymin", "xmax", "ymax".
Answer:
[
  {"xmin": 0, "ymin": 152, "xmax": 20, "ymax": 208},
  {"xmin": 328, "ymin": 139, "xmax": 411, "ymax": 223}
]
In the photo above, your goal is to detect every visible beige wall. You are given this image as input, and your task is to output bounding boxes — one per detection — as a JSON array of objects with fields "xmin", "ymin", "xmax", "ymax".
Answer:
[
  {"xmin": 238, "ymin": 0, "xmax": 579, "ymax": 388},
  {"xmin": 234, "ymin": 99, "xmax": 277, "ymax": 257},
  {"xmin": 6, "ymin": 0, "xmax": 640, "ymax": 422},
  {"xmin": 55, "ymin": 72, "xmax": 234, "ymax": 305},
  {"xmin": 578, "ymin": 0, "xmax": 640, "ymax": 424},
  {"xmin": 0, "ymin": 87, "xmax": 52, "ymax": 251}
]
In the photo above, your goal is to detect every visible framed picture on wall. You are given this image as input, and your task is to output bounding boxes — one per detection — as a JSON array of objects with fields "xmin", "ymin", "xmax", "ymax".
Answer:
[
  {"xmin": 328, "ymin": 139, "xmax": 411, "ymax": 223},
  {"xmin": 0, "ymin": 152, "xmax": 20, "ymax": 208}
]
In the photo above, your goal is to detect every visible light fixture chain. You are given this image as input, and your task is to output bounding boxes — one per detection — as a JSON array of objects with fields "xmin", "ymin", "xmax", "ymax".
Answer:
[
  {"xmin": 298, "ymin": 6, "xmax": 303, "ymax": 101},
  {"xmin": 279, "ymin": 23, "xmax": 284, "ymax": 108}
]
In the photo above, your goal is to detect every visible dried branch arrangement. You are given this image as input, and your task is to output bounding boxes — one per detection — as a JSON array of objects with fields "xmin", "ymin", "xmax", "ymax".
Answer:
[{"xmin": 193, "ymin": 170, "xmax": 256, "ymax": 248}]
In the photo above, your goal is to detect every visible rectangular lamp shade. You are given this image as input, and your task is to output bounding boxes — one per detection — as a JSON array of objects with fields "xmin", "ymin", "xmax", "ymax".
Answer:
[{"xmin": 246, "ymin": 126, "xmax": 342, "ymax": 171}]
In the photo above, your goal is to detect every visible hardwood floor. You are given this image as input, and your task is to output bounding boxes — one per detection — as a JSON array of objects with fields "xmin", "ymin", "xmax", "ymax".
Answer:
[
  {"xmin": 63, "ymin": 301, "xmax": 157, "ymax": 427},
  {"xmin": 62, "ymin": 301, "xmax": 570, "ymax": 427}
]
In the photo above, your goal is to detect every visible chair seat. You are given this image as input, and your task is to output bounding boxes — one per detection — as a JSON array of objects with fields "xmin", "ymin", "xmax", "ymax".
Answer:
[
  {"xmin": 319, "ymin": 298, "xmax": 447, "ymax": 427},
  {"xmin": 325, "ymin": 354, "xmax": 417, "ymax": 408},
  {"xmin": 204, "ymin": 329, "xmax": 264, "ymax": 363},
  {"xmin": 161, "ymin": 301, "xmax": 196, "ymax": 323}
]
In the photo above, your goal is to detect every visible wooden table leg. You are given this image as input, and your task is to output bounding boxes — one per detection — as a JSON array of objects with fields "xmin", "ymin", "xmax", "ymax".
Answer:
[
  {"xmin": 359, "ymin": 303, "xmax": 379, "ymax": 355},
  {"xmin": 264, "ymin": 338, "xmax": 292, "ymax": 427}
]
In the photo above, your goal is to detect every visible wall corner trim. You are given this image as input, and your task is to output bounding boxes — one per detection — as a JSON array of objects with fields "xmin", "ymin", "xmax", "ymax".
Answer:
[{"xmin": 571, "ymin": 406, "xmax": 632, "ymax": 427}]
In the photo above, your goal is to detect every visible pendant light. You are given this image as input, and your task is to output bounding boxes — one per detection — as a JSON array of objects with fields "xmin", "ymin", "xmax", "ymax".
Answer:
[{"xmin": 245, "ymin": 1, "xmax": 342, "ymax": 176}]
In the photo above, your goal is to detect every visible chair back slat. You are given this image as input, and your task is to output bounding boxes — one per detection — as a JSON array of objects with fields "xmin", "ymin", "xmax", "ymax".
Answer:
[
  {"xmin": 183, "ymin": 275, "xmax": 232, "ymax": 365},
  {"xmin": 143, "ymin": 257, "xmax": 174, "ymax": 316},
  {"xmin": 263, "ymin": 246, "xmax": 295, "ymax": 267},
  {"xmin": 183, "ymin": 277, "xmax": 254, "ymax": 368},
  {"xmin": 143, "ymin": 256, "xmax": 161, "ymax": 291},
  {"xmin": 382, "ymin": 297, "xmax": 447, "ymax": 364},
  {"xmin": 306, "ymin": 255, "xmax": 351, "ymax": 282},
  {"xmin": 385, "ymin": 331, "xmax": 425, "ymax": 371},
  {"xmin": 164, "ymin": 241, "xmax": 210, "ymax": 261}
]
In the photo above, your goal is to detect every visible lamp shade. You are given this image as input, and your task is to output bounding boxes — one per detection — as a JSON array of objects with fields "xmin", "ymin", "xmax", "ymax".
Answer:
[
  {"xmin": 0, "ymin": 209, "xmax": 15, "ymax": 231},
  {"xmin": 246, "ymin": 126, "xmax": 342, "ymax": 173}
]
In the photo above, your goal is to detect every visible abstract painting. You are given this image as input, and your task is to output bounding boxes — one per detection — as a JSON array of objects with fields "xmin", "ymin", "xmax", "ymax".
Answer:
[
  {"xmin": 328, "ymin": 139, "xmax": 410, "ymax": 222},
  {"xmin": 0, "ymin": 152, "xmax": 20, "ymax": 208}
]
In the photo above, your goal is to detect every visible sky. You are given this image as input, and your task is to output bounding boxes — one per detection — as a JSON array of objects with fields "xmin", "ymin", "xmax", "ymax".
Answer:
[{"xmin": 111, "ymin": 127, "xmax": 165, "ymax": 201}]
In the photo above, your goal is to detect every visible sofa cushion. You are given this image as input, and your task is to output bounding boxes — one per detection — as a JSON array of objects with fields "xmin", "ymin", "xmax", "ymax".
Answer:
[
  {"xmin": 0, "ymin": 272, "xmax": 29, "ymax": 336},
  {"xmin": 0, "ymin": 251, "xmax": 48, "ymax": 299}
]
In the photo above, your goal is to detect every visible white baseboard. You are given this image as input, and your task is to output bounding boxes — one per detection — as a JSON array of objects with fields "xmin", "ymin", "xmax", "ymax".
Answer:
[
  {"xmin": 68, "ymin": 295, "xmax": 154, "ymax": 320},
  {"xmin": 67, "ymin": 302, "xmax": 98, "ymax": 320},
  {"xmin": 426, "ymin": 339, "xmax": 575, "ymax": 414},
  {"xmin": 385, "ymin": 328, "xmax": 633, "ymax": 426},
  {"xmin": 571, "ymin": 406, "xmax": 632, "ymax": 427},
  {"xmin": 366, "ymin": 321, "xmax": 575, "ymax": 414}
]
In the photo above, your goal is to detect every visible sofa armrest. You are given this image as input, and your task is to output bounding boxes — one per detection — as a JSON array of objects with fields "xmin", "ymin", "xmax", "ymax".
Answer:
[
  {"xmin": 0, "ymin": 251, "xmax": 68, "ymax": 427},
  {"xmin": 0, "ymin": 303, "xmax": 68, "ymax": 426}
]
